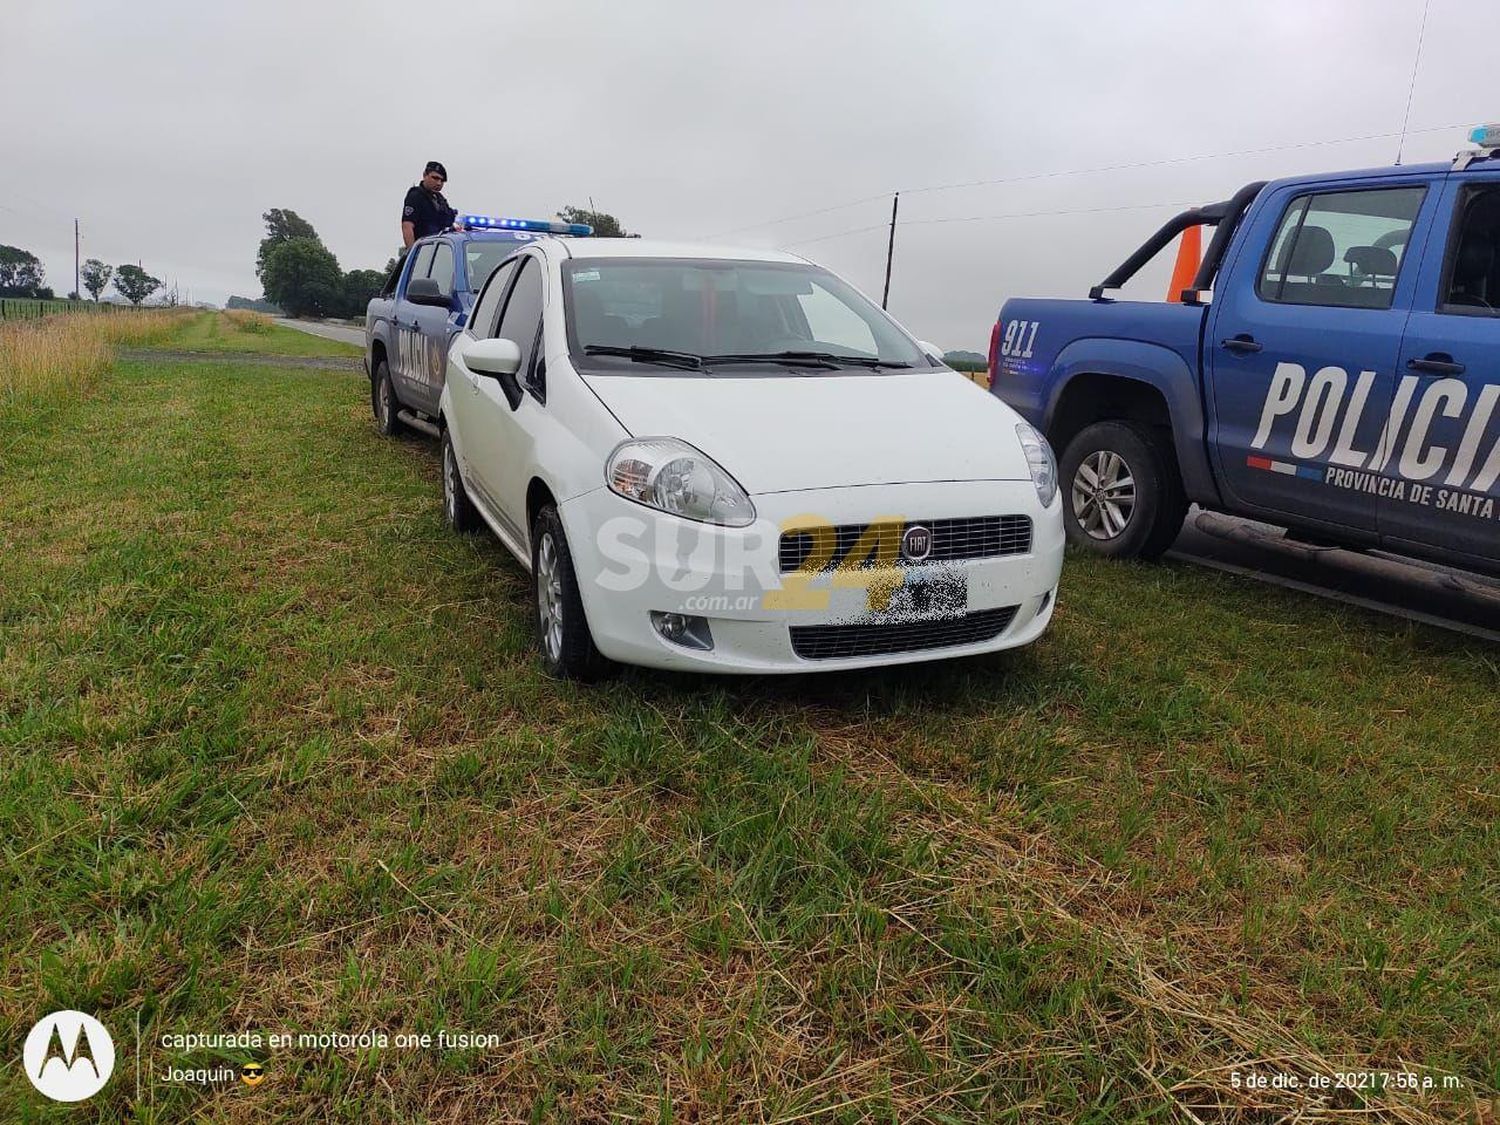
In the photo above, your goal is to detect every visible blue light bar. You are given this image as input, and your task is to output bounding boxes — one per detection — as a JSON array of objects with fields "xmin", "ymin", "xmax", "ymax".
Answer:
[
  {"xmin": 1469, "ymin": 124, "xmax": 1500, "ymax": 148},
  {"xmin": 459, "ymin": 214, "xmax": 594, "ymax": 236}
]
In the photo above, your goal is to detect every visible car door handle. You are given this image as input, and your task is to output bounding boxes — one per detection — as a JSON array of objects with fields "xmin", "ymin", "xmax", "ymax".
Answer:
[
  {"xmin": 1220, "ymin": 334, "xmax": 1263, "ymax": 354},
  {"xmin": 1407, "ymin": 353, "xmax": 1466, "ymax": 376}
]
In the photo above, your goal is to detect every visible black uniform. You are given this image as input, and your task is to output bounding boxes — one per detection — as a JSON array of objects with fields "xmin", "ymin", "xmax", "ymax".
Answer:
[{"xmin": 402, "ymin": 184, "xmax": 457, "ymax": 240}]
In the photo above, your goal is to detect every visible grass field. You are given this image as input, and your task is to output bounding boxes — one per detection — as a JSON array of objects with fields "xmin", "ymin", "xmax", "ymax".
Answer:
[
  {"xmin": 164, "ymin": 310, "xmax": 358, "ymax": 357},
  {"xmin": 1, "ymin": 314, "xmax": 1496, "ymax": 1121}
]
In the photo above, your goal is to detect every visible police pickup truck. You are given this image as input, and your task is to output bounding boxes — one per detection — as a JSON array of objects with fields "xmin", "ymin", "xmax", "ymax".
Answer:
[
  {"xmin": 989, "ymin": 126, "xmax": 1500, "ymax": 577},
  {"xmin": 365, "ymin": 216, "xmax": 591, "ymax": 437}
]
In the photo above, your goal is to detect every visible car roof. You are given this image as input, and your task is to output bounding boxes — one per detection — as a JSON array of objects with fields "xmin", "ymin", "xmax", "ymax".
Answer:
[
  {"xmin": 1262, "ymin": 160, "xmax": 1451, "ymax": 195},
  {"xmin": 535, "ymin": 238, "xmax": 807, "ymax": 264}
]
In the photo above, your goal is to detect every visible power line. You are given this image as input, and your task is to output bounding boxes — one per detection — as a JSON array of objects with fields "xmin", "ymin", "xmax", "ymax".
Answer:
[
  {"xmin": 895, "ymin": 123, "xmax": 1466, "ymax": 201},
  {"xmin": 703, "ymin": 192, "xmax": 893, "ymax": 240},
  {"xmin": 781, "ymin": 199, "xmax": 1202, "ymax": 249},
  {"xmin": 704, "ymin": 121, "xmax": 1468, "ymax": 241},
  {"xmin": 1396, "ymin": 0, "xmax": 1433, "ymax": 164}
]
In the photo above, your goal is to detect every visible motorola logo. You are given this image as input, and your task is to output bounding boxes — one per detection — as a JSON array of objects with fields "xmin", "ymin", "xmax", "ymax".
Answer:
[{"xmin": 23, "ymin": 1010, "xmax": 115, "ymax": 1102}]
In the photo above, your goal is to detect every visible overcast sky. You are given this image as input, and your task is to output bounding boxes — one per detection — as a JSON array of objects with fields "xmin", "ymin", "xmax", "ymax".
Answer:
[{"xmin": 5, "ymin": 0, "xmax": 1498, "ymax": 348}]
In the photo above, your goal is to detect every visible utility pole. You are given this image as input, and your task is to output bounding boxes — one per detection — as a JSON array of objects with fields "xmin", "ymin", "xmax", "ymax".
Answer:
[
  {"xmin": 881, "ymin": 193, "xmax": 899, "ymax": 310},
  {"xmin": 74, "ymin": 219, "xmax": 80, "ymax": 301}
]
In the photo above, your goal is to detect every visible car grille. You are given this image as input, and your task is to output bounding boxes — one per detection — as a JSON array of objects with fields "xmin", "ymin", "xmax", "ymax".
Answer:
[
  {"xmin": 778, "ymin": 516, "xmax": 1031, "ymax": 573},
  {"xmin": 789, "ymin": 606, "xmax": 1018, "ymax": 660}
]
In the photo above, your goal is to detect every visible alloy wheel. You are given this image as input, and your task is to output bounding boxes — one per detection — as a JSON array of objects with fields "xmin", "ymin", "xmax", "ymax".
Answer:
[
  {"xmin": 536, "ymin": 532, "xmax": 564, "ymax": 663},
  {"xmin": 443, "ymin": 440, "xmax": 457, "ymax": 524},
  {"xmin": 1072, "ymin": 449, "xmax": 1136, "ymax": 540}
]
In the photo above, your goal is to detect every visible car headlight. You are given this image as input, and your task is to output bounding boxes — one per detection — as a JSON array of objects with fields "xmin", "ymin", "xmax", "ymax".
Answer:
[
  {"xmin": 605, "ymin": 438, "xmax": 756, "ymax": 526},
  {"xmin": 1016, "ymin": 422, "xmax": 1057, "ymax": 507}
]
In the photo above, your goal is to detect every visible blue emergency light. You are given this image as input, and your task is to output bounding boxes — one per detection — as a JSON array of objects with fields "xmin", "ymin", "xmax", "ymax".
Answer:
[
  {"xmin": 1468, "ymin": 124, "xmax": 1500, "ymax": 149},
  {"xmin": 459, "ymin": 214, "xmax": 594, "ymax": 236}
]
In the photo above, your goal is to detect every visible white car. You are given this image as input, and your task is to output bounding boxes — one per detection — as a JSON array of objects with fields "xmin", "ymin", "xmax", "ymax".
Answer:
[{"xmin": 437, "ymin": 238, "xmax": 1064, "ymax": 678}]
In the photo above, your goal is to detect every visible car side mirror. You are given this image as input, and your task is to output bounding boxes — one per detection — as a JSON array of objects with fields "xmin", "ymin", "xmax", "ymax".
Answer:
[
  {"xmin": 917, "ymin": 340, "xmax": 945, "ymax": 363},
  {"xmin": 463, "ymin": 337, "xmax": 521, "ymax": 377},
  {"xmin": 462, "ymin": 337, "xmax": 526, "ymax": 410},
  {"xmin": 406, "ymin": 278, "xmax": 452, "ymax": 307}
]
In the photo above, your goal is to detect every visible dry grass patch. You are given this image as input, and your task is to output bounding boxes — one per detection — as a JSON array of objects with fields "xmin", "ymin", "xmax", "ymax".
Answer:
[{"xmin": 0, "ymin": 308, "xmax": 190, "ymax": 406}]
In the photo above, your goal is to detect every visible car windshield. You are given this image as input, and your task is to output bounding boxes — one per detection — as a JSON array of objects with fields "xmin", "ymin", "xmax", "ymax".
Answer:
[
  {"xmin": 465, "ymin": 242, "xmax": 526, "ymax": 291},
  {"xmin": 563, "ymin": 258, "xmax": 934, "ymax": 372}
]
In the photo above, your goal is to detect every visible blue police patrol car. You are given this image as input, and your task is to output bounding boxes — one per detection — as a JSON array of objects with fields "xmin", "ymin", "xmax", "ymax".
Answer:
[
  {"xmin": 988, "ymin": 126, "xmax": 1500, "ymax": 577},
  {"xmin": 365, "ymin": 216, "xmax": 590, "ymax": 436}
]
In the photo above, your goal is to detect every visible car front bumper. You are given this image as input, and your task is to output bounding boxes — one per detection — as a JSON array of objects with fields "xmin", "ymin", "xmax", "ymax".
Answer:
[{"xmin": 559, "ymin": 479, "xmax": 1064, "ymax": 674}]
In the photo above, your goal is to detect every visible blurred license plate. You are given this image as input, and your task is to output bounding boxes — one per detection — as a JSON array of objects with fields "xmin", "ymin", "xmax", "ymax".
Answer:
[{"xmin": 863, "ymin": 567, "xmax": 967, "ymax": 622}]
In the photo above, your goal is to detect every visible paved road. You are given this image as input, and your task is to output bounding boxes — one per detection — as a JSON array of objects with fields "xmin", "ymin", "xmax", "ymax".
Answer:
[
  {"xmin": 275, "ymin": 318, "xmax": 365, "ymax": 347},
  {"xmin": 1168, "ymin": 508, "xmax": 1500, "ymax": 642}
]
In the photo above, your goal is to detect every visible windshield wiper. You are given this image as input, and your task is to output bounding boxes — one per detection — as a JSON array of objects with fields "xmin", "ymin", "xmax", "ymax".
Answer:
[
  {"xmin": 703, "ymin": 350, "xmax": 912, "ymax": 370},
  {"xmin": 583, "ymin": 344, "xmax": 704, "ymax": 371}
]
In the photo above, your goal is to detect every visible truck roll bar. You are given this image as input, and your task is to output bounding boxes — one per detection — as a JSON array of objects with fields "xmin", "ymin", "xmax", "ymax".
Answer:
[{"xmin": 1088, "ymin": 181, "xmax": 1267, "ymax": 303}]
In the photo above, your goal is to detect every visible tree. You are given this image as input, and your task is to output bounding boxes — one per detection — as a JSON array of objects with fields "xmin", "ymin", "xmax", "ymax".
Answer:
[
  {"xmin": 260, "ymin": 237, "xmax": 344, "ymax": 318},
  {"xmin": 80, "ymin": 258, "xmax": 113, "ymax": 302},
  {"xmin": 340, "ymin": 268, "xmax": 386, "ymax": 318},
  {"xmin": 114, "ymin": 264, "xmax": 162, "ymax": 305},
  {"xmin": 0, "ymin": 244, "xmax": 46, "ymax": 296},
  {"xmin": 256, "ymin": 208, "xmax": 321, "ymax": 281},
  {"xmin": 556, "ymin": 206, "xmax": 634, "ymax": 238}
]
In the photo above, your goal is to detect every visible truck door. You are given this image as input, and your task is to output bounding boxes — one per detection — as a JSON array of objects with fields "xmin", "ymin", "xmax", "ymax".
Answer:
[
  {"xmin": 1206, "ymin": 178, "xmax": 1440, "ymax": 534},
  {"xmin": 408, "ymin": 241, "xmax": 459, "ymax": 416},
  {"xmin": 394, "ymin": 243, "xmax": 435, "ymax": 402},
  {"xmin": 1380, "ymin": 173, "xmax": 1500, "ymax": 566}
]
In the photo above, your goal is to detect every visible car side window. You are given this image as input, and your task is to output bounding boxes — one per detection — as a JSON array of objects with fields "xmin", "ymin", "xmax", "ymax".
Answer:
[
  {"xmin": 496, "ymin": 257, "xmax": 545, "ymax": 384},
  {"xmin": 1257, "ymin": 186, "xmax": 1426, "ymax": 310},
  {"xmin": 407, "ymin": 244, "xmax": 435, "ymax": 287},
  {"xmin": 1439, "ymin": 185, "xmax": 1500, "ymax": 316},
  {"xmin": 429, "ymin": 243, "xmax": 455, "ymax": 297},
  {"xmin": 524, "ymin": 323, "xmax": 546, "ymax": 402},
  {"xmin": 471, "ymin": 258, "xmax": 520, "ymax": 339}
]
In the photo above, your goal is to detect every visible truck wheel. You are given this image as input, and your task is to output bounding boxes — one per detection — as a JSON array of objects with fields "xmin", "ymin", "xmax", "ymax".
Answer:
[
  {"xmin": 531, "ymin": 505, "xmax": 613, "ymax": 681},
  {"xmin": 373, "ymin": 359, "xmax": 404, "ymax": 437},
  {"xmin": 441, "ymin": 428, "xmax": 481, "ymax": 534},
  {"xmin": 1060, "ymin": 421, "xmax": 1186, "ymax": 560}
]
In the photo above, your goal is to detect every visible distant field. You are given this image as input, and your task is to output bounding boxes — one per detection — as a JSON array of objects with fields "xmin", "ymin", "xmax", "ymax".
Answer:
[
  {"xmin": 0, "ymin": 296, "xmax": 148, "ymax": 320},
  {"xmin": 0, "ymin": 317, "xmax": 1494, "ymax": 1122}
]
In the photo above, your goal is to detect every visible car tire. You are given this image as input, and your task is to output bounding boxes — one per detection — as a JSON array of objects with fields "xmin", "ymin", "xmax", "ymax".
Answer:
[
  {"xmin": 1060, "ymin": 420, "xmax": 1186, "ymax": 560},
  {"xmin": 530, "ymin": 504, "xmax": 614, "ymax": 681},
  {"xmin": 441, "ymin": 427, "xmax": 482, "ymax": 535},
  {"xmin": 373, "ymin": 359, "xmax": 404, "ymax": 437}
]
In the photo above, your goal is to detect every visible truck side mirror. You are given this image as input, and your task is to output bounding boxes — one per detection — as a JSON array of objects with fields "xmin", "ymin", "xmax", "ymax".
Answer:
[{"xmin": 406, "ymin": 278, "xmax": 452, "ymax": 307}]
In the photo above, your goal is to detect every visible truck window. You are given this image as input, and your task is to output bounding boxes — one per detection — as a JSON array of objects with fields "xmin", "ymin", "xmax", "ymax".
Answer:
[
  {"xmin": 1257, "ymin": 187, "xmax": 1426, "ymax": 310},
  {"xmin": 471, "ymin": 258, "xmax": 521, "ymax": 339},
  {"xmin": 378, "ymin": 257, "xmax": 402, "ymax": 298},
  {"xmin": 1439, "ymin": 186, "xmax": 1500, "ymax": 315},
  {"xmin": 430, "ymin": 243, "xmax": 456, "ymax": 297},
  {"xmin": 466, "ymin": 243, "xmax": 522, "ymax": 292},
  {"xmin": 408, "ymin": 244, "xmax": 436, "ymax": 288}
]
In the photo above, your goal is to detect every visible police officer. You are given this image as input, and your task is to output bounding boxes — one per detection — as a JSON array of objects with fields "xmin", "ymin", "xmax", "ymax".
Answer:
[{"xmin": 401, "ymin": 161, "xmax": 457, "ymax": 248}]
